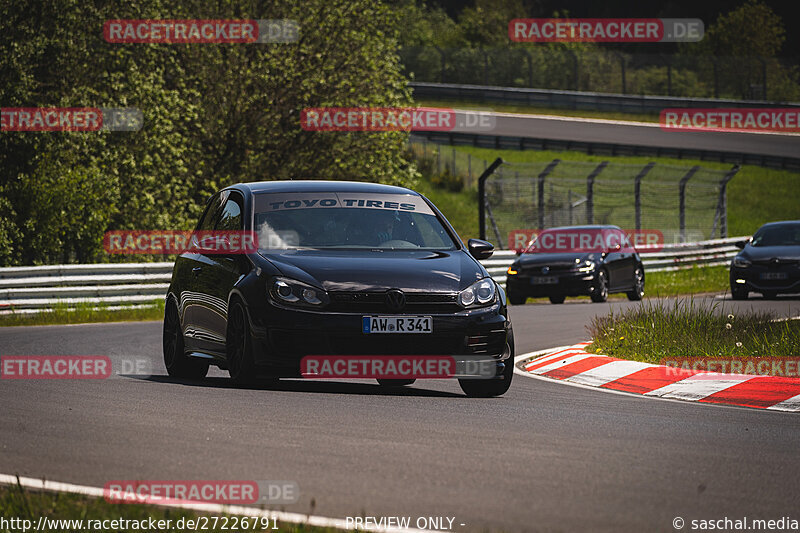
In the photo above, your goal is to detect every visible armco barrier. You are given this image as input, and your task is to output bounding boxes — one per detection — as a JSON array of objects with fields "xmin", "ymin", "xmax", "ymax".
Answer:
[
  {"xmin": 409, "ymin": 82, "xmax": 800, "ymax": 114},
  {"xmin": 0, "ymin": 238, "xmax": 743, "ymax": 313}
]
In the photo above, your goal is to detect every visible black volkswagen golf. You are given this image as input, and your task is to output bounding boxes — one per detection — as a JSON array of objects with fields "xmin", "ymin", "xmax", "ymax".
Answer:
[
  {"xmin": 163, "ymin": 180, "xmax": 514, "ymax": 397},
  {"xmin": 729, "ymin": 220, "xmax": 800, "ymax": 299},
  {"xmin": 505, "ymin": 225, "xmax": 645, "ymax": 304}
]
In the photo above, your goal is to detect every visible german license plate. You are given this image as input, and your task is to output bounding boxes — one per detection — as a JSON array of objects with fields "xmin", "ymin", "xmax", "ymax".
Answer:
[
  {"xmin": 362, "ymin": 316, "xmax": 432, "ymax": 334},
  {"xmin": 531, "ymin": 276, "xmax": 558, "ymax": 285},
  {"xmin": 761, "ymin": 272, "xmax": 787, "ymax": 280}
]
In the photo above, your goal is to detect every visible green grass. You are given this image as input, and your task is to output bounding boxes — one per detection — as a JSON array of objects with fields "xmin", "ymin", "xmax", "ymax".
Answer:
[
  {"xmin": 586, "ymin": 298, "xmax": 800, "ymax": 364},
  {"xmin": 0, "ymin": 300, "xmax": 164, "ymax": 327},
  {"xmin": 415, "ymin": 98, "xmax": 659, "ymax": 123},
  {"xmin": 0, "ymin": 482, "xmax": 343, "ymax": 533}
]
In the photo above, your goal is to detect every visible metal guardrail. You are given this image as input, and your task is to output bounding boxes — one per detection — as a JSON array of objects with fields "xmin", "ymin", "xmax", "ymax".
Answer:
[
  {"xmin": 410, "ymin": 82, "xmax": 800, "ymax": 114},
  {"xmin": 0, "ymin": 238, "xmax": 743, "ymax": 313}
]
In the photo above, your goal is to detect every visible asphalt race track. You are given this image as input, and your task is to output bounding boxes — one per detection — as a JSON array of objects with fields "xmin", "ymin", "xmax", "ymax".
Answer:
[
  {"xmin": 451, "ymin": 110, "xmax": 800, "ymax": 159},
  {"xmin": 1, "ymin": 296, "xmax": 799, "ymax": 532}
]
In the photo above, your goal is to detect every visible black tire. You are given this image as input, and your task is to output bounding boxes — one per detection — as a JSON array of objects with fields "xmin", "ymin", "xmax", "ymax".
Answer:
[
  {"xmin": 626, "ymin": 267, "xmax": 645, "ymax": 301},
  {"xmin": 762, "ymin": 290, "xmax": 778, "ymax": 300},
  {"xmin": 590, "ymin": 270, "xmax": 609, "ymax": 303},
  {"xmin": 226, "ymin": 300, "xmax": 257, "ymax": 384},
  {"xmin": 548, "ymin": 294, "xmax": 565, "ymax": 304},
  {"xmin": 508, "ymin": 292, "xmax": 526, "ymax": 305},
  {"xmin": 376, "ymin": 379, "xmax": 416, "ymax": 387},
  {"xmin": 459, "ymin": 331, "xmax": 514, "ymax": 398},
  {"xmin": 731, "ymin": 286, "xmax": 748, "ymax": 300},
  {"xmin": 163, "ymin": 298, "xmax": 208, "ymax": 379}
]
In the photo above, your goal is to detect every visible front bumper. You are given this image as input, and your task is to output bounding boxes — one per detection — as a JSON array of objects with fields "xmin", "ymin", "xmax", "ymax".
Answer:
[
  {"xmin": 730, "ymin": 265, "xmax": 800, "ymax": 294},
  {"xmin": 246, "ymin": 300, "xmax": 511, "ymax": 376},
  {"xmin": 507, "ymin": 270, "xmax": 596, "ymax": 297}
]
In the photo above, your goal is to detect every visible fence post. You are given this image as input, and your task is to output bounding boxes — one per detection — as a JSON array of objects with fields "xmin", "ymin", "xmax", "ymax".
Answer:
[
  {"xmin": 524, "ymin": 49, "xmax": 533, "ymax": 87},
  {"xmin": 435, "ymin": 46, "xmax": 446, "ymax": 83},
  {"xmin": 437, "ymin": 146, "xmax": 441, "ymax": 173},
  {"xmin": 712, "ymin": 57, "xmax": 719, "ymax": 99},
  {"xmin": 452, "ymin": 146, "xmax": 456, "ymax": 174},
  {"xmin": 566, "ymin": 50, "xmax": 578, "ymax": 91},
  {"xmin": 478, "ymin": 158, "xmax": 504, "ymax": 241},
  {"xmin": 679, "ymin": 166, "xmax": 700, "ymax": 243},
  {"xmin": 634, "ymin": 162, "xmax": 656, "ymax": 230},
  {"xmin": 717, "ymin": 165, "xmax": 740, "ymax": 238},
  {"xmin": 759, "ymin": 56, "xmax": 767, "ymax": 100},
  {"xmin": 480, "ymin": 47, "xmax": 489, "ymax": 86},
  {"xmin": 537, "ymin": 159, "xmax": 561, "ymax": 229},
  {"xmin": 615, "ymin": 53, "xmax": 627, "ymax": 94},
  {"xmin": 467, "ymin": 154, "xmax": 472, "ymax": 184},
  {"xmin": 585, "ymin": 161, "xmax": 609, "ymax": 225}
]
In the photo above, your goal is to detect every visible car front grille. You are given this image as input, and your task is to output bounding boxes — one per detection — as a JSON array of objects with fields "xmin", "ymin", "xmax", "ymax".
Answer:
[
  {"xmin": 268, "ymin": 329, "xmax": 507, "ymax": 357},
  {"xmin": 327, "ymin": 291, "xmax": 460, "ymax": 313}
]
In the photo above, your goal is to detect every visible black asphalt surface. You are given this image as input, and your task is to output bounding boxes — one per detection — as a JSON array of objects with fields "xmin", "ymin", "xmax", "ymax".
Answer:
[
  {"xmin": 450, "ymin": 110, "xmax": 800, "ymax": 159},
  {"xmin": 1, "ymin": 296, "xmax": 799, "ymax": 532}
]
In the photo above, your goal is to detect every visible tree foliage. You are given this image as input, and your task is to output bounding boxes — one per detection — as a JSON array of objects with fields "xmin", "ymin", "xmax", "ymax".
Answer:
[{"xmin": 0, "ymin": 0, "xmax": 416, "ymax": 265}]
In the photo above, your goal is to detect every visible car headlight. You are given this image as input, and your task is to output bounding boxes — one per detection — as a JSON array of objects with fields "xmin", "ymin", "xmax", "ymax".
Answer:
[
  {"xmin": 269, "ymin": 277, "xmax": 329, "ymax": 308},
  {"xmin": 577, "ymin": 261, "xmax": 595, "ymax": 273},
  {"xmin": 458, "ymin": 278, "xmax": 496, "ymax": 308},
  {"xmin": 733, "ymin": 256, "xmax": 751, "ymax": 268}
]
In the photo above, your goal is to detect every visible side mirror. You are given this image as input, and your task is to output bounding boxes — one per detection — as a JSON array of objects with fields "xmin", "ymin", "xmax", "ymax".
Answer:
[
  {"xmin": 735, "ymin": 240, "xmax": 748, "ymax": 249},
  {"xmin": 467, "ymin": 238, "xmax": 494, "ymax": 260}
]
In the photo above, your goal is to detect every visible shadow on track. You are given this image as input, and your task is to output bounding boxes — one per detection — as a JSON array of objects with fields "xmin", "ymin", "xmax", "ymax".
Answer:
[{"xmin": 120, "ymin": 374, "xmax": 465, "ymax": 398}]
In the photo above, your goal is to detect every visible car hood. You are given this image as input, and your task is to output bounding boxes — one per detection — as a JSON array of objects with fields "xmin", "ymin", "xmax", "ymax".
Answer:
[
  {"xmin": 516, "ymin": 252, "xmax": 598, "ymax": 267},
  {"xmin": 258, "ymin": 249, "xmax": 486, "ymax": 292},
  {"xmin": 741, "ymin": 245, "xmax": 800, "ymax": 261}
]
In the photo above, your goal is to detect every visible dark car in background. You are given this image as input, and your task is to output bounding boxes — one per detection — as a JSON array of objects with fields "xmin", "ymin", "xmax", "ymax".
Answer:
[
  {"xmin": 163, "ymin": 180, "xmax": 514, "ymax": 397},
  {"xmin": 506, "ymin": 225, "xmax": 645, "ymax": 305},
  {"xmin": 729, "ymin": 220, "xmax": 800, "ymax": 300}
]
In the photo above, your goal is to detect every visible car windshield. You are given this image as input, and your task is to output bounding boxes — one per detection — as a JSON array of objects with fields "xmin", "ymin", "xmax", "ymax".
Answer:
[
  {"xmin": 253, "ymin": 191, "xmax": 457, "ymax": 250},
  {"xmin": 750, "ymin": 224, "xmax": 800, "ymax": 247}
]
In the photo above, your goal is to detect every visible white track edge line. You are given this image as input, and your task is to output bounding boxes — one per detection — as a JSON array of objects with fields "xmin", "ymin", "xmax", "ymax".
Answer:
[{"xmin": 0, "ymin": 474, "xmax": 431, "ymax": 533}]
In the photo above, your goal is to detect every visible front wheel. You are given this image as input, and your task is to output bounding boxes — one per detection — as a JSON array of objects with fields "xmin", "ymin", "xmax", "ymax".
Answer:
[
  {"xmin": 548, "ymin": 294, "xmax": 565, "ymax": 304},
  {"xmin": 626, "ymin": 267, "xmax": 645, "ymax": 301},
  {"xmin": 226, "ymin": 300, "xmax": 257, "ymax": 384},
  {"xmin": 459, "ymin": 331, "xmax": 514, "ymax": 398},
  {"xmin": 508, "ymin": 292, "xmax": 526, "ymax": 305},
  {"xmin": 590, "ymin": 270, "xmax": 609, "ymax": 303},
  {"xmin": 731, "ymin": 285, "xmax": 748, "ymax": 300},
  {"xmin": 163, "ymin": 299, "xmax": 208, "ymax": 379}
]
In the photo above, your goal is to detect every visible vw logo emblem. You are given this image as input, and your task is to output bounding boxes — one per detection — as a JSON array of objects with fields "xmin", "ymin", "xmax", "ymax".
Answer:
[
  {"xmin": 771, "ymin": 258, "xmax": 780, "ymax": 266},
  {"xmin": 385, "ymin": 289, "xmax": 406, "ymax": 311},
  {"xmin": 541, "ymin": 266, "xmax": 550, "ymax": 274}
]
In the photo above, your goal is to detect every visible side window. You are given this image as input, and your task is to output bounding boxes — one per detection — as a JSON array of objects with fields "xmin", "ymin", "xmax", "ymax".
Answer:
[
  {"xmin": 215, "ymin": 195, "xmax": 243, "ymax": 231},
  {"xmin": 196, "ymin": 192, "xmax": 227, "ymax": 231}
]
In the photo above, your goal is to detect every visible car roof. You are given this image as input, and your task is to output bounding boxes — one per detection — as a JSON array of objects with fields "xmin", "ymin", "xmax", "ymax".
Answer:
[
  {"xmin": 757, "ymin": 220, "xmax": 800, "ymax": 228},
  {"xmin": 225, "ymin": 180, "xmax": 420, "ymax": 196}
]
